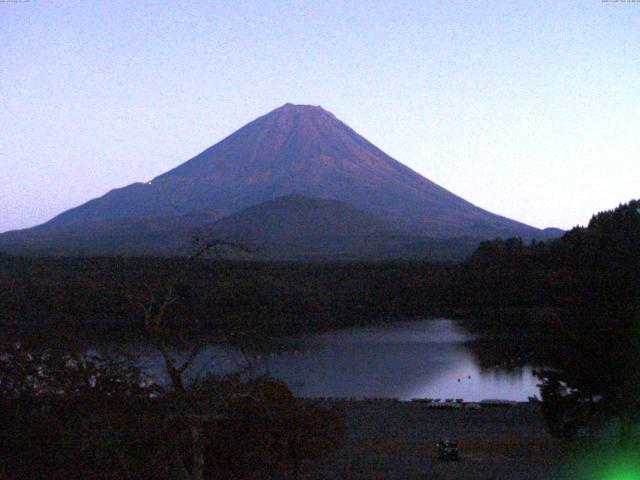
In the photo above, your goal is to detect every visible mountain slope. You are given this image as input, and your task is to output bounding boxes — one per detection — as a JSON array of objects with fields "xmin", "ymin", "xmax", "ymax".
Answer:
[
  {"xmin": 39, "ymin": 103, "xmax": 547, "ymax": 239},
  {"xmin": 0, "ymin": 213, "xmax": 217, "ymax": 256},
  {"xmin": 0, "ymin": 194, "xmax": 479, "ymax": 261},
  {"xmin": 206, "ymin": 194, "xmax": 404, "ymax": 241},
  {"xmin": 201, "ymin": 194, "xmax": 478, "ymax": 261},
  {"xmin": 0, "ymin": 103, "xmax": 563, "ymax": 259}
]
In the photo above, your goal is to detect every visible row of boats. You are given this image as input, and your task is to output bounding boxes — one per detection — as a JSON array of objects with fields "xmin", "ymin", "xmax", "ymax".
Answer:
[{"xmin": 307, "ymin": 397, "xmax": 521, "ymax": 407}]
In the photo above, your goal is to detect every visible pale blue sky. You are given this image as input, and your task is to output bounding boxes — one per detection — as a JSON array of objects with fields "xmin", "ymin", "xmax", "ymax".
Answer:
[{"xmin": 1, "ymin": 0, "xmax": 639, "ymax": 233}]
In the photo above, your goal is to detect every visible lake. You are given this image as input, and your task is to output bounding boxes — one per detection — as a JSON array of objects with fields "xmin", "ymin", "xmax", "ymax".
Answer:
[{"xmin": 135, "ymin": 319, "xmax": 540, "ymax": 401}]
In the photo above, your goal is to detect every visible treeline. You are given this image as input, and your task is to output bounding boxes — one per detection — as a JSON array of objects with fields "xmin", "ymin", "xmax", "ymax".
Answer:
[
  {"xmin": 0, "ymin": 252, "xmax": 582, "ymax": 329},
  {"xmin": 466, "ymin": 200, "xmax": 640, "ymax": 446},
  {"xmin": 1, "ymin": 200, "xmax": 639, "ymax": 330},
  {"xmin": 466, "ymin": 199, "xmax": 640, "ymax": 312},
  {"xmin": 0, "ymin": 256, "xmax": 461, "ymax": 327}
]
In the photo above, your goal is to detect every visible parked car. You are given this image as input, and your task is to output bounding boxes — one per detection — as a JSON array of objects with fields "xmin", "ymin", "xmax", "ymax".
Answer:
[{"xmin": 437, "ymin": 438, "xmax": 459, "ymax": 461}]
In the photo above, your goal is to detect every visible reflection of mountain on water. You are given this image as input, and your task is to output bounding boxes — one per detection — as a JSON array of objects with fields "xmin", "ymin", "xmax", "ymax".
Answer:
[
  {"xmin": 405, "ymin": 359, "xmax": 538, "ymax": 402},
  {"xmin": 268, "ymin": 336, "xmax": 471, "ymax": 400},
  {"xmin": 306, "ymin": 319, "xmax": 472, "ymax": 346},
  {"xmin": 130, "ymin": 319, "xmax": 540, "ymax": 401}
]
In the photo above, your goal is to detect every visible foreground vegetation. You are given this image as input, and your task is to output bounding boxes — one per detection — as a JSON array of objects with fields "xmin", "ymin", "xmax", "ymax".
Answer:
[{"xmin": 0, "ymin": 339, "xmax": 344, "ymax": 479}]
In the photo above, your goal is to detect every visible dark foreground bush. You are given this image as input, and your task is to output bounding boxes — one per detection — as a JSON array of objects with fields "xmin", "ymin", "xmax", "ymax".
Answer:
[{"xmin": 0, "ymin": 343, "xmax": 344, "ymax": 479}]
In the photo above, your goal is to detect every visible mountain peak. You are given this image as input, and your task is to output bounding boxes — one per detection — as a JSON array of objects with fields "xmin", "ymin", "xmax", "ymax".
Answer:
[
  {"xmin": 266, "ymin": 103, "xmax": 335, "ymax": 122},
  {"xmin": 22, "ymin": 104, "xmax": 549, "ymax": 242},
  {"xmin": 277, "ymin": 103, "xmax": 326, "ymax": 113}
]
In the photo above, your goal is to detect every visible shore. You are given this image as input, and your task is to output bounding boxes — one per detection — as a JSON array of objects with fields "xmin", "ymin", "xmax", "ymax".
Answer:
[{"xmin": 303, "ymin": 400, "xmax": 567, "ymax": 480}]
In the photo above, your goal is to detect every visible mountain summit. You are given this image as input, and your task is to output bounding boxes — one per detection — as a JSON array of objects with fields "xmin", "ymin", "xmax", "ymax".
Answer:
[{"xmin": 0, "ymin": 103, "xmax": 557, "ymax": 258}]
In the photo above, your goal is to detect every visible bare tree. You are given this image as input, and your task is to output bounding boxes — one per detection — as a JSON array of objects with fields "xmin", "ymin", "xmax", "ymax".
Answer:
[{"xmin": 138, "ymin": 236, "xmax": 256, "ymax": 480}]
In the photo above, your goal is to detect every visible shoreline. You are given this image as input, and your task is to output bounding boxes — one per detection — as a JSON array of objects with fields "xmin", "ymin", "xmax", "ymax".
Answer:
[{"xmin": 300, "ymin": 400, "xmax": 567, "ymax": 479}]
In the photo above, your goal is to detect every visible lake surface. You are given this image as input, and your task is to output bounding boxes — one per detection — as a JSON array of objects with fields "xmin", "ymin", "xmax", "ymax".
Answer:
[{"xmin": 135, "ymin": 319, "xmax": 540, "ymax": 401}]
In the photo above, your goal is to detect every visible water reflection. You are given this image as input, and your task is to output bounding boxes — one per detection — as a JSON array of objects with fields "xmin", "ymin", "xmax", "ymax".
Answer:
[{"xmin": 135, "ymin": 319, "xmax": 541, "ymax": 401}]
